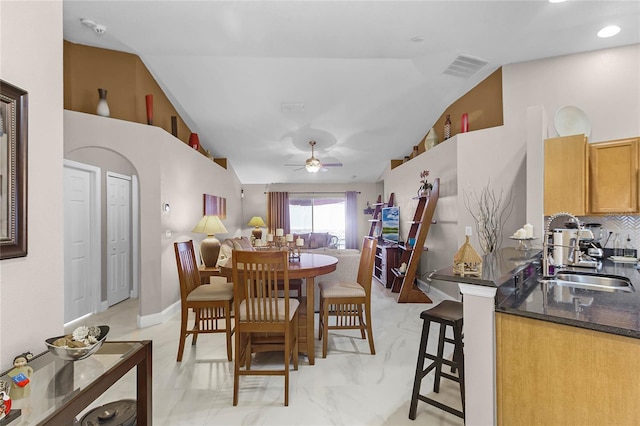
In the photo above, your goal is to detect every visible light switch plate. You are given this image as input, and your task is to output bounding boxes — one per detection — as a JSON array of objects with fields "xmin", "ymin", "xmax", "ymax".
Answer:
[{"xmin": 465, "ymin": 226, "xmax": 473, "ymax": 236}]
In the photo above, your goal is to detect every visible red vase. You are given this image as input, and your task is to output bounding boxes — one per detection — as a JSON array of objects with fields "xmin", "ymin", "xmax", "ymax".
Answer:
[
  {"xmin": 461, "ymin": 113, "xmax": 469, "ymax": 133},
  {"xmin": 145, "ymin": 94, "xmax": 153, "ymax": 125},
  {"xmin": 189, "ymin": 133, "xmax": 200, "ymax": 150}
]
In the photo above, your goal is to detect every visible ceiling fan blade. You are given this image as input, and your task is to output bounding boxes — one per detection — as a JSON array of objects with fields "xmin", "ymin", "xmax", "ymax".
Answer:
[{"xmin": 321, "ymin": 162, "xmax": 342, "ymax": 168}]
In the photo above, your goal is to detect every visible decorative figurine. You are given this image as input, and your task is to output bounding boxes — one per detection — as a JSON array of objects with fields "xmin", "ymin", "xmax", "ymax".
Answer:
[
  {"xmin": 0, "ymin": 381, "xmax": 11, "ymax": 420},
  {"xmin": 8, "ymin": 352, "xmax": 33, "ymax": 400}
]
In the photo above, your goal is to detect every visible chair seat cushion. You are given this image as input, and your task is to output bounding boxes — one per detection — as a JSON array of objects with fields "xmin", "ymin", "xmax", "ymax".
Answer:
[
  {"xmin": 187, "ymin": 281, "xmax": 233, "ymax": 301},
  {"xmin": 319, "ymin": 279, "xmax": 365, "ymax": 298},
  {"xmin": 238, "ymin": 298, "xmax": 299, "ymax": 321}
]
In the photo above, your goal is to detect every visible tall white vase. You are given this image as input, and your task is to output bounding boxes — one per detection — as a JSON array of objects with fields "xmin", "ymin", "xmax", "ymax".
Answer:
[{"xmin": 96, "ymin": 88, "xmax": 110, "ymax": 117}]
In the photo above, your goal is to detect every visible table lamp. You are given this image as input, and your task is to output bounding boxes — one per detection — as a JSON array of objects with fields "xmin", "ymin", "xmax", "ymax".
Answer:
[
  {"xmin": 192, "ymin": 215, "xmax": 228, "ymax": 267},
  {"xmin": 247, "ymin": 216, "xmax": 266, "ymax": 240}
]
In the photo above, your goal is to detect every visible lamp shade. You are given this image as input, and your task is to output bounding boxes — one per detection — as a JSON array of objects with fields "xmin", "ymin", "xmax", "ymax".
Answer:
[
  {"xmin": 247, "ymin": 216, "xmax": 266, "ymax": 227},
  {"xmin": 247, "ymin": 216, "xmax": 266, "ymax": 240},
  {"xmin": 192, "ymin": 215, "xmax": 228, "ymax": 267}
]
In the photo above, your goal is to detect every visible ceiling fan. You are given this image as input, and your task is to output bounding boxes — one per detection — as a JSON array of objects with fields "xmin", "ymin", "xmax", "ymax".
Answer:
[{"xmin": 286, "ymin": 141, "xmax": 343, "ymax": 173}]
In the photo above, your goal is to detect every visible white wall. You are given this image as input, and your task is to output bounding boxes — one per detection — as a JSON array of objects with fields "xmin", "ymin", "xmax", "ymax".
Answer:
[
  {"xmin": 0, "ymin": 1, "xmax": 64, "ymax": 370},
  {"xmin": 64, "ymin": 111, "xmax": 243, "ymax": 322}
]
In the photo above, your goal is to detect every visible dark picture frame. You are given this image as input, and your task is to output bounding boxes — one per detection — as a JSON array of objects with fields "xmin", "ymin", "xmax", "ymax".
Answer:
[{"xmin": 0, "ymin": 80, "xmax": 28, "ymax": 259}]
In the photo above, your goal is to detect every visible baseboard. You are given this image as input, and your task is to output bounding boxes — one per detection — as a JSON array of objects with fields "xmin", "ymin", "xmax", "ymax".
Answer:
[{"xmin": 137, "ymin": 299, "xmax": 180, "ymax": 328}]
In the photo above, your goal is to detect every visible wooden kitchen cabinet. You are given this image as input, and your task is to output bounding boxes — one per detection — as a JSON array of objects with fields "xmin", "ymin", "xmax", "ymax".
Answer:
[
  {"xmin": 496, "ymin": 313, "xmax": 640, "ymax": 426},
  {"xmin": 589, "ymin": 137, "xmax": 639, "ymax": 214},
  {"xmin": 544, "ymin": 135, "xmax": 588, "ymax": 216}
]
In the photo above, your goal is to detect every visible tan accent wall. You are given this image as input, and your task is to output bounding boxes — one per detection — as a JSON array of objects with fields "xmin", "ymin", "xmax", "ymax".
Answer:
[
  {"xmin": 64, "ymin": 41, "xmax": 192, "ymax": 145},
  {"xmin": 432, "ymin": 67, "xmax": 503, "ymax": 141},
  {"xmin": 393, "ymin": 67, "xmax": 504, "ymax": 168}
]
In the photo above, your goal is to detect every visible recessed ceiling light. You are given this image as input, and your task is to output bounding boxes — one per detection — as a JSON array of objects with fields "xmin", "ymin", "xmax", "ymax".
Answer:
[
  {"xmin": 598, "ymin": 25, "xmax": 621, "ymax": 38},
  {"xmin": 548, "ymin": 0, "xmax": 567, "ymax": 3},
  {"xmin": 410, "ymin": 36, "xmax": 425, "ymax": 43}
]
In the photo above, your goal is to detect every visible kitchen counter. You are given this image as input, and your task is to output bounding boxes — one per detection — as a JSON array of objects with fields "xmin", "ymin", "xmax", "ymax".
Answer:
[{"xmin": 433, "ymin": 247, "xmax": 640, "ymax": 339}]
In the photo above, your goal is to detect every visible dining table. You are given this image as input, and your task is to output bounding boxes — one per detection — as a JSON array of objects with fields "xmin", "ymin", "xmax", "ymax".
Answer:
[{"xmin": 220, "ymin": 252, "xmax": 337, "ymax": 365}]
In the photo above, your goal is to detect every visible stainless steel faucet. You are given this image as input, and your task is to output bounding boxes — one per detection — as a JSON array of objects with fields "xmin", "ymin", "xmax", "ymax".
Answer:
[{"xmin": 542, "ymin": 212, "xmax": 582, "ymax": 277}]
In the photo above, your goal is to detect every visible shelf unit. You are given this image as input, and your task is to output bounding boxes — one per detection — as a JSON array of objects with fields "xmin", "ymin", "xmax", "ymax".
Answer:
[
  {"xmin": 368, "ymin": 193, "xmax": 395, "ymax": 238},
  {"xmin": 373, "ymin": 243, "xmax": 399, "ymax": 288},
  {"xmin": 389, "ymin": 178, "xmax": 440, "ymax": 303}
]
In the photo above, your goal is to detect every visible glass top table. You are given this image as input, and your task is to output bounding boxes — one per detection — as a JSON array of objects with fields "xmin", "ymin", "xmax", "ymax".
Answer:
[{"xmin": 0, "ymin": 340, "xmax": 151, "ymax": 425}]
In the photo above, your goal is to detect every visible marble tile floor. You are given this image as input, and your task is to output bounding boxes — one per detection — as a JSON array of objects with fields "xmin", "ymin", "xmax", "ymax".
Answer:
[{"xmin": 67, "ymin": 283, "xmax": 465, "ymax": 426}]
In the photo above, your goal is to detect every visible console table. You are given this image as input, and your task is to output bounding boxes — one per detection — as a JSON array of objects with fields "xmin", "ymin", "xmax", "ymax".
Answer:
[{"xmin": 0, "ymin": 340, "xmax": 152, "ymax": 425}]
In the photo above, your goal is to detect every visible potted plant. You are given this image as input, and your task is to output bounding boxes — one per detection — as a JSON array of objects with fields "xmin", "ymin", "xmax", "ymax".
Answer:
[{"xmin": 418, "ymin": 170, "xmax": 433, "ymax": 197}]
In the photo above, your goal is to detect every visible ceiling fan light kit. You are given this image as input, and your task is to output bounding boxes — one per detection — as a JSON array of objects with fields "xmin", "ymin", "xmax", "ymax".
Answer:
[{"xmin": 305, "ymin": 140, "xmax": 322, "ymax": 173}]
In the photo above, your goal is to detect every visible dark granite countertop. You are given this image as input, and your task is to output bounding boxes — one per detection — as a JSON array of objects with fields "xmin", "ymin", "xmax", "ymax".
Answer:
[{"xmin": 432, "ymin": 247, "xmax": 640, "ymax": 340}]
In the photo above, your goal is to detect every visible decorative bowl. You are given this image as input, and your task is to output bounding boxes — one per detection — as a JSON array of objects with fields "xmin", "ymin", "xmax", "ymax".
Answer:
[{"xmin": 45, "ymin": 325, "xmax": 110, "ymax": 361}]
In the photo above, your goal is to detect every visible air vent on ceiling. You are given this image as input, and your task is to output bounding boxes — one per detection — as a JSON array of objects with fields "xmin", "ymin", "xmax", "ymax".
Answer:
[
  {"xmin": 281, "ymin": 103, "xmax": 305, "ymax": 113},
  {"xmin": 443, "ymin": 54, "xmax": 490, "ymax": 79}
]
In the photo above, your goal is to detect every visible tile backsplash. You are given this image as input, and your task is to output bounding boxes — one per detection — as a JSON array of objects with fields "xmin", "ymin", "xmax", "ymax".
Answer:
[{"xmin": 578, "ymin": 215, "xmax": 640, "ymax": 250}]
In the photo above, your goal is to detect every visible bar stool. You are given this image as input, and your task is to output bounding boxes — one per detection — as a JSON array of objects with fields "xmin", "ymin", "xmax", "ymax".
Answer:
[{"xmin": 409, "ymin": 300, "xmax": 465, "ymax": 420}]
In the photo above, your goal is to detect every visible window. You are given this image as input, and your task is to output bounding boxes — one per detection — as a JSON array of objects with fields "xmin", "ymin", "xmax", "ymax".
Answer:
[{"xmin": 289, "ymin": 196, "xmax": 345, "ymax": 248}]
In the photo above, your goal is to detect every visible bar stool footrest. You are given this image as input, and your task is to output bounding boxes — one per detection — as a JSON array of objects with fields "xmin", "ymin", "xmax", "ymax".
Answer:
[{"xmin": 417, "ymin": 395, "xmax": 464, "ymax": 419}]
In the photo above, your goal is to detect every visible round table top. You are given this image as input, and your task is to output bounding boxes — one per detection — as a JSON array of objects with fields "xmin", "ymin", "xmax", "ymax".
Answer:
[{"xmin": 219, "ymin": 252, "xmax": 338, "ymax": 279}]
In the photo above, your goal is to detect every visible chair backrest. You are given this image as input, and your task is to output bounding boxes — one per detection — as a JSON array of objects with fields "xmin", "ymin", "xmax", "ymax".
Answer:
[
  {"xmin": 174, "ymin": 240, "xmax": 201, "ymax": 303},
  {"xmin": 232, "ymin": 250, "xmax": 291, "ymax": 323},
  {"xmin": 357, "ymin": 237, "xmax": 378, "ymax": 296}
]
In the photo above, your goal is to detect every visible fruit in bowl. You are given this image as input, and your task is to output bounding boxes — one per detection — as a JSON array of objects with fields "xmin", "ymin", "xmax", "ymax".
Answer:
[{"xmin": 45, "ymin": 325, "xmax": 109, "ymax": 361}]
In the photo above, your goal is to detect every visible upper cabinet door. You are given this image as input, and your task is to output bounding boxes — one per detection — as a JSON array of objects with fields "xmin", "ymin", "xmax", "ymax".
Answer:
[
  {"xmin": 544, "ymin": 135, "xmax": 588, "ymax": 216},
  {"xmin": 589, "ymin": 138, "xmax": 639, "ymax": 214}
]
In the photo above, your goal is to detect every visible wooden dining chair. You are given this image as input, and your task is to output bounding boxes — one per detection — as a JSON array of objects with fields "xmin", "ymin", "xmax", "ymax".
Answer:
[
  {"xmin": 318, "ymin": 237, "xmax": 377, "ymax": 358},
  {"xmin": 174, "ymin": 240, "xmax": 234, "ymax": 362},
  {"xmin": 231, "ymin": 250, "xmax": 299, "ymax": 406}
]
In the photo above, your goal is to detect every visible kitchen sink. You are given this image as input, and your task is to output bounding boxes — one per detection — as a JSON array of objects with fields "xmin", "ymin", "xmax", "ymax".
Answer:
[{"xmin": 551, "ymin": 271, "xmax": 635, "ymax": 293}]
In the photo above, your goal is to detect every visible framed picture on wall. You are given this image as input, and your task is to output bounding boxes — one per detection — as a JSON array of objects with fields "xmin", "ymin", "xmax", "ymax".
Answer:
[
  {"xmin": 0, "ymin": 80, "xmax": 28, "ymax": 260},
  {"xmin": 203, "ymin": 194, "xmax": 226, "ymax": 219}
]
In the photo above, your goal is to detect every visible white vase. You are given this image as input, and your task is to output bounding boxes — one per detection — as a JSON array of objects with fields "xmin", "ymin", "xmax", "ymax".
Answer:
[{"xmin": 96, "ymin": 88, "xmax": 110, "ymax": 117}]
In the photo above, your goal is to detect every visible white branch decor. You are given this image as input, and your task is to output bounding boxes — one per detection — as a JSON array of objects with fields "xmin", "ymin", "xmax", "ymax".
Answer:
[{"xmin": 464, "ymin": 182, "xmax": 515, "ymax": 254}]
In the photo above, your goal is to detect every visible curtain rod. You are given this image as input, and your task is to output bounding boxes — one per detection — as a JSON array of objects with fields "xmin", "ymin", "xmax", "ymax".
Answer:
[{"xmin": 263, "ymin": 191, "xmax": 361, "ymax": 194}]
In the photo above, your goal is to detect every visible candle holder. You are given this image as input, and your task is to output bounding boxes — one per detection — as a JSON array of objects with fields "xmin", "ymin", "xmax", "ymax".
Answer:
[{"xmin": 288, "ymin": 243, "xmax": 301, "ymax": 261}]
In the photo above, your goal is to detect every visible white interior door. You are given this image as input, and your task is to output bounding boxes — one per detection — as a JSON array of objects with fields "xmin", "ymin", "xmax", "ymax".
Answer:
[
  {"xmin": 107, "ymin": 172, "xmax": 131, "ymax": 306},
  {"xmin": 64, "ymin": 161, "xmax": 100, "ymax": 323}
]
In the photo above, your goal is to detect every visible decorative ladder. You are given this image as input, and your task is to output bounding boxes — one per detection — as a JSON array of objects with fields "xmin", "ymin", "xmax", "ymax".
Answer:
[
  {"xmin": 368, "ymin": 193, "xmax": 395, "ymax": 238},
  {"xmin": 390, "ymin": 178, "xmax": 440, "ymax": 303}
]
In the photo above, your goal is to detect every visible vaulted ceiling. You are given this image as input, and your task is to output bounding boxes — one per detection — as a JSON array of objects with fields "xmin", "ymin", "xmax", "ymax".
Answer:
[{"xmin": 62, "ymin": 1, "xmax": 640, "ymax": 184}]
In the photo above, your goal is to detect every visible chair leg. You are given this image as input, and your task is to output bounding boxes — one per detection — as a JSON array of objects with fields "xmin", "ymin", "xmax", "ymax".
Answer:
[
  {"xmin": 364, "ymin": 303, "xmax": 376, "ymax": 355},
  {"xmin": 293, "ymin": 313, "xmax": 299, "ymax": 370},
  {"xmin": 246, "ymin": 334, "xmax": 252, "ymax": 370},
  {"xmin": 357, "ymin": 304, "xmax": 366, "ymax": 339},
  {"xmin": 318, "ymin": 294, "xmax": 324, "ymax": 340},
  {"xmin": 433, "ymin": 324, "xmax": 447, "ymax": 393},
  {"xmin": 322, "ymin": 300, "xmax": 330, "ymax": 358},
  {"xmin": 225, "ymin": 302, "xmax": 233, "ymax": 362},
  {"xmin": 177, "ymin": 306, "xmax": 189, "ymax": 362},
  {"xmin": 233, "ymin": 330, "xmax": 241, "ymax": 406},
  {"xmin": 409, "ymin": 319, "xmax": 430, "ymax": 420},
  {"xmin": 284, "ymin": 327, "xmax": 290, "ymax": 406},
  {"xmin": 192, "ymin": 308, "xmax": 200, "ymax": 345},
  {"xmin": 453, "ymin": 323, "xmax": 465, "ymax": 411}
]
